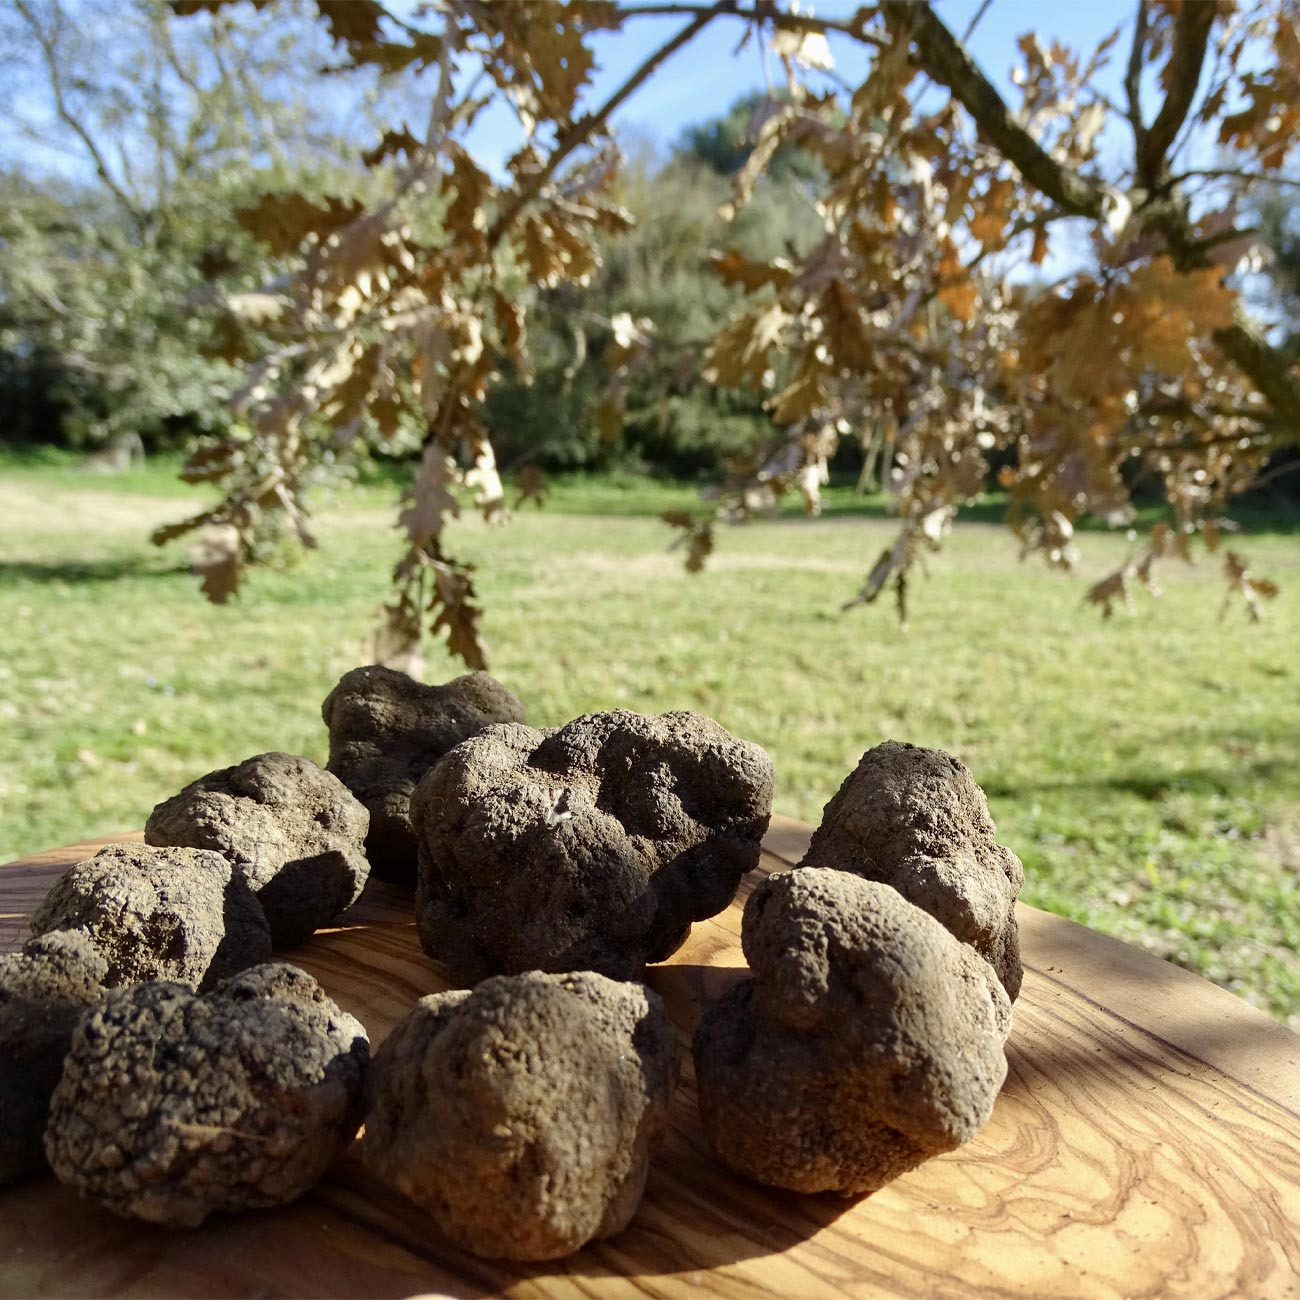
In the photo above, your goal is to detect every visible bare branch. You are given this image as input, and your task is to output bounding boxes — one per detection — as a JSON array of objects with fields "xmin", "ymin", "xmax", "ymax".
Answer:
[
  {"xmin": 1136, "ymin": 0, "xmax": 1215, "ymax": 187},
  {"xmin": 1170, "ymin": 167, "xmax": 1300, "ymax": 190},
  {"xmin": 618, "ymin": 3, "xmax": 882, "ymax": 44},
  {"xmin": 1124, "ymin": 0, "xmax": 1148, "ymax": 146},
  {"xmin": 487, "ymin": 5, "xmax": 724, "ymax": 248},
  {"xmin": 12, "ymin": 0, "xmax": 143, "ymax": 222}
]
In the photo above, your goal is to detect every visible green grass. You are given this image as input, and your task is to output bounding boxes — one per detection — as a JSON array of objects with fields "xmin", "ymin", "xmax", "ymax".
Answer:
[{"xmin": 2, "ymin": 453, "xmax": 1297, "ymax": 1030}]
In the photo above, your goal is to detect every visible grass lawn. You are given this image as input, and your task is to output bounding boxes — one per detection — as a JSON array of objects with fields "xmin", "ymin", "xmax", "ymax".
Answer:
[{"xmin": 1, "ymin": 449, "xmax": 1297, "ymax": 1029}]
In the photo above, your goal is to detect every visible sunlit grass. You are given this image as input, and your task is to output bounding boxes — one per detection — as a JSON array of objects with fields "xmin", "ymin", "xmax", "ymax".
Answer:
[{"xmin": 2, "ymin": 454, "xmax": 1297, "ymax": 1028}]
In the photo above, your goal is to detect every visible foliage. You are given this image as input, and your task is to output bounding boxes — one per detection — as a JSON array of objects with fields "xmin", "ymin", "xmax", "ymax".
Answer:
[
  {"xmin": 482, "ymin": 145, "xmax": 815, "ymax": 476},
  {"xmin": 137, "ymin": 1, "xmax": 1300, "ymax": 663},
  {"xmin": 0, "ymin": 0, "xmax": 377, "ymax": 449},
  {"xmin": 2, "ymin": 456, "xmax": 1297, "ymax": 1027}
]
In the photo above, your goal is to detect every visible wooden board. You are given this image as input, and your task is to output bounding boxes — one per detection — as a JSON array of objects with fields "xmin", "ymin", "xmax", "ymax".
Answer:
[{"xmin": 2, "ymin": 817, "xmax": 1298, "ymax": 1300}]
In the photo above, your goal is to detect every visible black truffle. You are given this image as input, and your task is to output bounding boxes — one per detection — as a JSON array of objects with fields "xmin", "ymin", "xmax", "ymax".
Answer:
[
  {"xmin": 321, "ymin": 666, "xmax": 526, "ymax": 884},
  {"xmin": 146, "ymin": 751, "xmax": 371, "ymax": 948},
  {"xmin": 44, "ymin": 963, "xmax": 369, "ymax": 1226},
  {"xmin": 29, "ymin": 842, "xmax": 271, "ymax": 990},
  {"xmin": 362, "ymin": 970, "xmax": 678, "ymax": 1260},
  {"xmin": 0, "ymin": 931, "xmax": 108, "ymax": 1184},
  {"xmin": 798, "ymin": 740, "xmax": 1026, "ymax": 998},
  {"xmin": 694, "ymin": 868, "xmax": 1011, "ymax": 1194},
  {"xmin": 411, "ymin": 709, "xmax": 774, "ymax": 982}
]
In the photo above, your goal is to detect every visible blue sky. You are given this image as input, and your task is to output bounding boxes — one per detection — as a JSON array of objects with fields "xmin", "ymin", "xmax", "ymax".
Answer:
[{"xmin": 464, "ymin": 0, "xmax": 1141, "ymax": 170}]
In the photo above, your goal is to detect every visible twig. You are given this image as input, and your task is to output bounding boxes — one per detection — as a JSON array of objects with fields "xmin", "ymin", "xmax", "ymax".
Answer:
[{"xmin": 487, "ymin": 5, "xmax": 725, "ymax": 248}]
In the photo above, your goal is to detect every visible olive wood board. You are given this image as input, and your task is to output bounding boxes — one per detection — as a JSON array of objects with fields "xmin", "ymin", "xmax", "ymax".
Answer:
[{"xmin": 1, "ymin": 815, "xmax": 1298, "ymax": 1300}]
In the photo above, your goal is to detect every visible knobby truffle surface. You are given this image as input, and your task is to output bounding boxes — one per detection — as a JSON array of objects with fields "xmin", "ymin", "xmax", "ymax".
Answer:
[
  {"xmin": 321, "ymin": 666, "xmax": 526, "ymax": 884},
  {"xmin": 0, "ymin": 931, "xmax": 108, "ymax": 1184},
  {"xmin": 145, "ymin": 751, "xmax": 371, "ymax": 948},
  {"xmin": 694, "ymin": 868, "xmax": 1011, "ymax": 1195},
  {"xmin": 799, "ymin": 740, "xmax": 1025, "ymax": 998},
  {"xmin": 29, "ymin": 842, "xmax": 271, "ymax": 990},
  {"xmin": 362, "ymin": 970, "xmax": 678, "ymax": 1260},
  {"xmin": 44, "ymin": 963, "xmax": 368, "ymax": 1227},
  {"xmin": 411, "ymin": 709, "xmax": 774, "ymax": 981}
]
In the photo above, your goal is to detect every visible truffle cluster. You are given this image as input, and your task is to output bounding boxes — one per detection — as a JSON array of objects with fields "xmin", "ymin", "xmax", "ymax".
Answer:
[{"xmin": 7, "ymin": 653, "xmax": 1027, "ymax": 1258}]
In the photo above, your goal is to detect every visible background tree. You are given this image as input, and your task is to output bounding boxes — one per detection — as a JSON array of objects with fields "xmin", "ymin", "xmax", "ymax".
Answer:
[
  {"xmin": 119, "ymin": 1, "xmax": 1300, "ymax": 658},
  {"xmin": 0, "ymin": 0, "xmax": 380, "ymax": 450}
]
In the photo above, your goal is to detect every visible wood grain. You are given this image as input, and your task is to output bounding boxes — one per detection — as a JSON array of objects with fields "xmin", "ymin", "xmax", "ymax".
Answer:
[{"xmin": 2, "ymin": 818, "xmax": 1298, "ymax": 1300}]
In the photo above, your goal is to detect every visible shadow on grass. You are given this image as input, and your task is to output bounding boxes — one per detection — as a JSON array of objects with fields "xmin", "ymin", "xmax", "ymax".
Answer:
[
  {"xmin": 0, "ymin": 556, "xmax": 187, "ymax": 586},
  {"xmin": 984, "ymin": 757, "xmax": 1290, "ymax": 803}
]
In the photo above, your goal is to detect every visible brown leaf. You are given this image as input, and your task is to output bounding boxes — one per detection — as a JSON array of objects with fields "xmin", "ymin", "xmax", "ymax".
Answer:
[
  {"xmin": 315, "ymin": 0, "xmax": 384, "ymax": 46},
  {"xmin": 151, "ymin": 507, "xmax": 223, "ymax": 547},
  {"xmin": 430, "ymin": 557, "xmax": 488, "ymax": 670},
  {"xmin": 703, "ymin": 304, "xmax": 787, "ymax": 390},
  {"xmin": 820, "ymin": 280, "xmax": 874, "ymax": 372},
  {"xmin": 398, "ymin": 444, "xmax": 460, "ymax": 547},
  {"xmin": 938, "ymin": 278, "xmax": 978, "ymax": 324},
  {"xmin": 191, "ymin": 526, "xmax": 243, "ymax": 605},
  {"xmin": 361, "ymin": 127, "xmax": 423, "ymax": 167},
  {"xmin": 711, "ymin": 249, "xmax": 794, "ymax": 292},
  {"xmin": 446, "ymin": 149, "xmax": 492, "ymax": 247},
  {"xmin": 593, "ymin": 382, "xmax": 626, "ymax": 442},
  {"xmin": 236, "ymin": 192, "xmax": 363, "ymax": 256},
  {"xmin": 515, "ymin": 464, "xmax": 548, "ymax": 509},
  {"xmin": 662, "ymin": 512, "xmax": 714, "ymax": 573}
]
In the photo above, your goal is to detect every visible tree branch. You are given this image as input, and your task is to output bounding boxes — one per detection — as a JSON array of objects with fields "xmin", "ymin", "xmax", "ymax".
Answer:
[
  {"xmin": 1170, "ymin": 167, "xmax": 1300, "ymax": 190},
  {"xmin": 1124, "ymin": 0, "xmax": 1148, "ymax": 148},
  {"xmin": 878, "ymin": 0, "xmax": 1107, "ymax": 219},
  {"xmin": 13, "ymin": 0, "xmax": 143, "ymax": 223},
  {"xmin": 487, "ymin": 5, "xmax": 724, "ymax": 248},
  {"xmin": 618, "ymin": 3, "xmax": 882, "ymax": 44},
  {"xmin": 1135, "ymin": 0, "xmax": 1215, "ymax": 186}
]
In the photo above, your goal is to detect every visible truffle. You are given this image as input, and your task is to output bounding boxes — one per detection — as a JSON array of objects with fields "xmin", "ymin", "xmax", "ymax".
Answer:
[
  {"xmin": 0, "ymin": 931, "xmax": 108, "ymax": 1185},
  {"xmin": 361, "ymin": 970, "xmax": 678, "ymax": 1260},
  {"xmin": 693, "ymin": 868, "xmax": 1011, "ymax": 1195},
  {"xmin": 798, "ymin": 740, "xmax": 1025, "ymax": 998},
  {"xmin": 29, "ymin": 842, "xmax": 272, "ymax": 990},
  {"xmin": 321, "ymin": 666, "xmax": 526, "ymax": 884},
  {"xmin": 411, "ymin": 709, "xmax": 774, "ymax": 982},
  {"xmin": 145, "ymin": 751, "xmax": 371, "ymax": 948},
  {"xmin": 44, "ymin": 963, "xmax": 368, "ymax": 1227}
]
